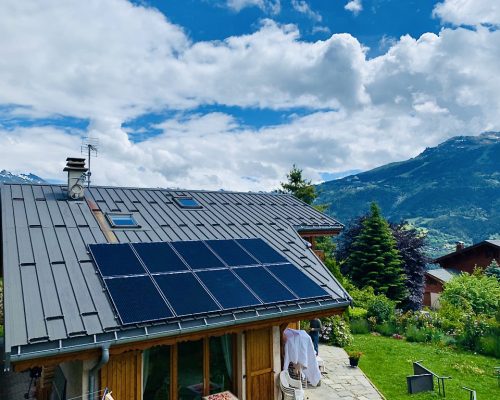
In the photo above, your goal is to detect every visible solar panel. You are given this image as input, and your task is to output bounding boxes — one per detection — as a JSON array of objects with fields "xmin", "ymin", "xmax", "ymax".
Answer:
[
  {"xmin": 132, "ymin": 242, "xmax": 188, "ymax": 273},
  {"xmin": 89, "ymin": 243, "xmax": 145, "ymax": 277},
  {"xmin": 171, "ymin": 241, "xmax": 225, "ymax": 270},
  {"xmin": 154, "ymin": 273, "xmax": 220, "ymax": 316},
  {"xmin": 205, "ymin": 239, "xmax": 259, "ymax": 267},
  {"xmin": 266, "ymin": 263, "xmax": 329, "ymax": 298},
  {"xmin": 233, "ymin": 267, "xmax": 296, "ymax": 303},
  {"xmin": 236, "ymin": 238, "xmax": 288, "ymax": 264},
  {"xmin": 105, "ymin": 276, "xmax": 173, "ymax": 324},
  {"xmin": 89, "ymin": 237, "xmax": 330, "ymax": 326},
  {"xmin": 196, "ymin": 269, "xmax": 261, "ymax": 309}
]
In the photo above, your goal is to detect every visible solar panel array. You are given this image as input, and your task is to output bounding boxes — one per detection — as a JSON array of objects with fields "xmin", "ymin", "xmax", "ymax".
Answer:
[{"xmin": 88, "ymin": 238, "xmax": 329, "ymax": 325}]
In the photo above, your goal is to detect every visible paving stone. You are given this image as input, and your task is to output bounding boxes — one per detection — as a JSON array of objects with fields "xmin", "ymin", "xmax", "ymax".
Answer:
[{"xmin": 303, "ymin": 344, "xmax": 384, "ymax": 400}]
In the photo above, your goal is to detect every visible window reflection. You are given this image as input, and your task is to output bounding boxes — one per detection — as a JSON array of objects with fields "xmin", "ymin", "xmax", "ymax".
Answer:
[
  {"xmin": 178, "ymin": 340, "xmax": 204, "ymax": 400},
  {"xmin": 209, "ymin": 335, "xmax": 234, "ymax": 394},
  {"xmin": 143, "ymin": 346, "xmax": 170, "ymax": 400}
]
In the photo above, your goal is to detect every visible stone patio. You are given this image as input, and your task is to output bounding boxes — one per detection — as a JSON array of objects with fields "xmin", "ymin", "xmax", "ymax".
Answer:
[{"xmin": 304, "ymin": 344, "xmax": 384, "ymax": 400}]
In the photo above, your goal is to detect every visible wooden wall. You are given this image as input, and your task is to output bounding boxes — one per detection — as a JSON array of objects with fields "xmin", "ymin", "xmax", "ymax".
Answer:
[{"xmin": 100, "ymin": 350, "xmax": 142, "ymax": 400}]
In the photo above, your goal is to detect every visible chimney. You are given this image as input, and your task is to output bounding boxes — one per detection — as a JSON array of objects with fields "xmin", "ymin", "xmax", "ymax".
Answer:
[
  {"xmin": 64, "ymin": 157, "xmax": 88, "ymax": 200},
  {"xmin": 456, "ymin": 241, "xmax": 465, "ymax": 252}
]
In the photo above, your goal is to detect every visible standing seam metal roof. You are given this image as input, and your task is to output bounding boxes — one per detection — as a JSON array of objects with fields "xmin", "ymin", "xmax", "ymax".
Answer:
[{"xmin": 1, "ymin": 184, "xmax": 348, "ymax": 363}]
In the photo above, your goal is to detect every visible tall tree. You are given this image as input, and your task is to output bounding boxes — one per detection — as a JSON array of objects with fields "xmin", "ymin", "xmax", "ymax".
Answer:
[
  {"xmin": 344, "ymin": 203, "xmax": 407, "ymax": 301},
  {"xmin": 390, "ymin": 222, "xmax": 428, "ymax": 310},
  {"xmin": 335, "ymin": 215, "xmax": 367, "ymax": 265},
  {"xmin": 280, "ymin": 164, "xmax": 316, "ymax": 205}
]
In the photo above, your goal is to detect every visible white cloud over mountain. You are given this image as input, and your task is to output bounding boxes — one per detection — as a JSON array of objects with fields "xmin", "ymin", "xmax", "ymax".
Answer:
[{"xmin": 0, "ymin": 0, "xmax": 499, "ymax": 191}]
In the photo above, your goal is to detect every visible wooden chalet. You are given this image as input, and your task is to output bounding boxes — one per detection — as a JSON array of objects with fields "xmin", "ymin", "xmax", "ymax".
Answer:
[
  {"xmin": 424, "ymin": 240, "xmax": 500, "ymax": 307},
  {"xmin": 1, "ymin": 158, "xmax": 350, "ymax": 400}
]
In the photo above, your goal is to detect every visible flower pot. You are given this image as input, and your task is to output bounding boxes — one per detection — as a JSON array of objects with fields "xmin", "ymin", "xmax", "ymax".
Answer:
[{"xmin": 349, "ymin": 357, "xmax": 360, "ymax": 367}]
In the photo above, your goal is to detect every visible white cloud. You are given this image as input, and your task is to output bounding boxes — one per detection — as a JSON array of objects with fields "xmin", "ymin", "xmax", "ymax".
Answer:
[
  {"xmin": 0, "ymin": 0, "xmax": 500, "ymax": 191},
  {"xmin": 291, "ymin": 0, "xmax": 322, "ymax": 22},
  {"xmin": 345, "ymin": 0, "xmax": 363, "ymax": 16},
  {"xmin": 226, "ymin": 0, "xmax": 281, "ymax": 14},
  {"xmin": 433, "ymin": 0, "xmax": 500, "ymax": 26}
]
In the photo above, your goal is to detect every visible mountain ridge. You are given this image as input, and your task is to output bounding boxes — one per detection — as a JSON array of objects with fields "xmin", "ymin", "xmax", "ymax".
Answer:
[
  {"xmin": 0, "ymin": 170, "xmax": 46, "ymax": 184},
  {"xmin": 316, "ymin": 132, "xmax": 500, "ymax": 257}
]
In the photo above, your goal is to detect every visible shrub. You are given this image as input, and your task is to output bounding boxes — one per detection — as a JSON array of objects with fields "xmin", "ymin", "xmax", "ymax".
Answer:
[
  {"xmin": 440, "ymin": 272, "xmax": 500, "ymax": 317},
  {"xmin": 376, "ymin": 321, "xmax": 397, "ymax": 337},
  {"xmin": 478, "ymin": 335, "xmax": 500, "ymax": 358},
  {"xmin": 458, "ymin": 314, "xmax": 493, "ymax": 350},
  {"xmin": 320, "ymin": 316, "xmax": 353, "ymax": 347},
  {"xmin": 350, "ymin": 319, "xmax": 370, "ymax": 334},
  {"xmin": 405, "ymin": 325, "xmax": 428, "ymax": 343},
  {"xmin": 366, "ymin": 295, "xmax": 395, "ymax": 324},
  {"xmin": 346, "ymin": 285, "xmax": 378, "ymax": 309},
  {"xmin": 348, "ymin": 307, "xmax": 368, "ymax": 320}
]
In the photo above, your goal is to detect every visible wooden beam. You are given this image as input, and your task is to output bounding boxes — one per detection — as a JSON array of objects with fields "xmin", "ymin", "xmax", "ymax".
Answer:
[{"xmin": 203, "ymin": 337, "xmax": 210, "ymax": 396}]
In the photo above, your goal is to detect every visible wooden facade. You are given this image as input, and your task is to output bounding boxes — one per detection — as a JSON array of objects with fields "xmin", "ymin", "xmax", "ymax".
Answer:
[
  {"xmin": 101, "ymin": 350, "xmax": 142, "ymax": 400},
  {"xmin": 245, "ymin": 328, "xmax": 274, "ymax": 400}
]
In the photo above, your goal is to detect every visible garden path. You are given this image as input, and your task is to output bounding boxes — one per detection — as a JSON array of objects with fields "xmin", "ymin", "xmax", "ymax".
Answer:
[{"xmin": 304, "ymin": 344, "xmax": 384, "ymax": 400}]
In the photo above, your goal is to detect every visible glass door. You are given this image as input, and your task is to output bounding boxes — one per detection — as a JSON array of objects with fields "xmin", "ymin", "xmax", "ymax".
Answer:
[
  {"xmin": 177, "ymin": 340, "xmax": 204, "ymax": 400},
  {"xmin": 143, "ymin": 346, "xmax": 170, "ymax": 400}
]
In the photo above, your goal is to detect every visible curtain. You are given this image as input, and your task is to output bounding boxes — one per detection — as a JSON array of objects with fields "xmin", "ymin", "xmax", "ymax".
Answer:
[
  {"xmin": 220, "ymin": 335, "xmax": 232, "ymax": 379},
  {"xmin": 143, "ymin": 349, "xmax": 150, "ymax": 394}
]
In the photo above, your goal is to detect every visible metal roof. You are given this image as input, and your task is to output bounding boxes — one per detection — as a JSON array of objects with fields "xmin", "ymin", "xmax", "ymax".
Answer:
[
  {"xmin": 425, "ymin": 268, "xmax": 459, "ymax": 283},
  {"xmin": 433, "ymin": 239, "xmax": 500, "ymax": 263},
  {"xmin": 1, "ymin": 183, "xmax": 349, "ymax": 364}
]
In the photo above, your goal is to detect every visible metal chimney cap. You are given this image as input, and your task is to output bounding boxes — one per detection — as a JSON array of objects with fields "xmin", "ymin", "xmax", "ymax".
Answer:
[{"xmin": 64, "ymin": 157, "xmax": 88, "ymax": 172}]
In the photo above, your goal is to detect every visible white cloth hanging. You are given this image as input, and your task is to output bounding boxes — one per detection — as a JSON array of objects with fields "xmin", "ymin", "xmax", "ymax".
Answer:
[{"xmin": 283, "ymin": 328, "xmax": 321, "ymax": 386}]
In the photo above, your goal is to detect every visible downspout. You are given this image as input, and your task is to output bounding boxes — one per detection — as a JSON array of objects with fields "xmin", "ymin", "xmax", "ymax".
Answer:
[{"xmin": 88, "ymin": 344, "xmax": 110, "ymax": 400}]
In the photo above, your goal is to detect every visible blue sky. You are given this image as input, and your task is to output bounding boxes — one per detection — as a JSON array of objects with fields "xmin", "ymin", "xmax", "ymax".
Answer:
[{"xmin": 0, "ymin": 0, "xmax": 498, "ymax": 190}]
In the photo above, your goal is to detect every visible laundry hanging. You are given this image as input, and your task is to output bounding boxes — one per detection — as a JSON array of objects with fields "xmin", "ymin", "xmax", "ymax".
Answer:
[{"xmin": 282, "ymin": 328, "xmax": 321, "ymax": 386}]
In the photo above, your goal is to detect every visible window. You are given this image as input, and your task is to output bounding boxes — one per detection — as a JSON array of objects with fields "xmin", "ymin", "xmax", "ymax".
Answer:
[
  {"xmin": 106, "ymin": 213, "xmax": 140, "ymax": 228},
  {"xmin": 143, "ymin": 346, "xmax": 170, "ymax": 400},
  {"xmin": 173, "ymin": 197, "xmax": 202, "ymax": 209},
  {"xmin": 142, "ymin": 335, "xmax": 235, "ymax": 399}
]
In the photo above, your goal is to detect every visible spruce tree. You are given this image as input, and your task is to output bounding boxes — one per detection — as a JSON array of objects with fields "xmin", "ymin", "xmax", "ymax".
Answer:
[
  {"xmin": 485, "ymin": 258, "xmax": 500, "ymax": 280},
  {"xmin": 345, "ymin": 203, "xmax": 407, "ymax": 301},
  {"xmin": 280, "ymin": 164, "xmax": 316, "ymax": 205}
]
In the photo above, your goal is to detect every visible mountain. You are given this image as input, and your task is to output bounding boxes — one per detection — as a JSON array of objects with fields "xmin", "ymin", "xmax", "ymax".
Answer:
[
  {"xmin": 316, "ymin": 132, "xmax": 500, "ymax": 257},
  {"xmin": 0, "ymin": 170, "xmax": 46, "ymax": 184}
]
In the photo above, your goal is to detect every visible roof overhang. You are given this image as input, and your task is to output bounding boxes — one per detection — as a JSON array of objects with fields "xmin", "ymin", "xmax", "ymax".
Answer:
[
  {"xmin": 7, "ymin": 298, "xmax": 350, "ymax": 370},
  {"xmin": 295, "ymin": 225, "xmax": 343, "ymax": 237},
  {"xmin": 433, "ymin": 240, "xmax": 500, "ymax": 263}
]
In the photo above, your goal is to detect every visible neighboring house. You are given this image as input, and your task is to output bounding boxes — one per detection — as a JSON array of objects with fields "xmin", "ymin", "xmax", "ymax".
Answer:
[
  {"xmin": 1, "ymin": 158, "xmax": 350, "ymax": 400},
  {"xmin": 424, "ymin": 240, "xmax": 500, "ymax": 308},
  {"xmin": 423, "ymin": 268, "xmax": 459, "ymax": 308},
  {"xmin": 433, "ymin": 240, "xmax": 500, "ymax": 274}
]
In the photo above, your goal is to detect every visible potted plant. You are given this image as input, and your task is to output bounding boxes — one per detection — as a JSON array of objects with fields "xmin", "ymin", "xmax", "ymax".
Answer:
[{"xmin": 347, "ymin": 351, "xmax": 363, "ymax": 367}]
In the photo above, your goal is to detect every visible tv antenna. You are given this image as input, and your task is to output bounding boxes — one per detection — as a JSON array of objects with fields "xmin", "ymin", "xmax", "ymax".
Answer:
[{"xmin": 81, "ymin": 136, "xmax": 99, "ymax": 188}]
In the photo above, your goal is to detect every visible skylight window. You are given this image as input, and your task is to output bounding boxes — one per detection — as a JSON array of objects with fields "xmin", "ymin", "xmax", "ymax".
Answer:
[
  {"xmin": 106, "ymin": 213, "xmax": 140, "ymax": 228},
  {"xmin": 173, "ymin": 196, "xmax": 202, "ymax": 209}
]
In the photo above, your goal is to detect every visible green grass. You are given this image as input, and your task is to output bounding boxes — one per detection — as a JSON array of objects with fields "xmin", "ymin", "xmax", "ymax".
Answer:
[{"xmin": 347, "ymin": 334, "xmax": 499, "ymax": 400}]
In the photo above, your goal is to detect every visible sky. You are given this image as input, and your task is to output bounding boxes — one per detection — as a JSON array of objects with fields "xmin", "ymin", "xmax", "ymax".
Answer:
[{"xmin": 0, "ymin": 0, "xmax": 499, "ymax": 190}]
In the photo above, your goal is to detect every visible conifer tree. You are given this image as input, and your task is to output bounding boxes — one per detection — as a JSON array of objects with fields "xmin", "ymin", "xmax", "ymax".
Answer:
[
  {"xmin": 280, "ymin": 164, "xmax": 316, "ymax": 205},
  {"xmin": 485, "ymin": 258, "xmax": 500, "ymax": 280},
  {"xmin": 345, "ymin": 203, "xmax": 407, "ymax": 301}
]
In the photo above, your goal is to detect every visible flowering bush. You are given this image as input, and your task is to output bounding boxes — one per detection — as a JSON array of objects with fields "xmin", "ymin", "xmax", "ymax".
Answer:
[
  {"xmin": 366, "ymin": 295, "xmax": 395, "ymax": 324},
  {"xmin": 320, "ymin": 316, "xmax": 353, "ymax": 347},
  {"xmin": 459, "ymin": 314, "xmax": 492, "ymax": 350}
]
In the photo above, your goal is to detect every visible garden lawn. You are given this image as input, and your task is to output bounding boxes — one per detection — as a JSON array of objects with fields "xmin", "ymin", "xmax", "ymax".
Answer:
[{"xmin": 348, "ymin": 334, "xmax": 499, "ymax": 400}]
